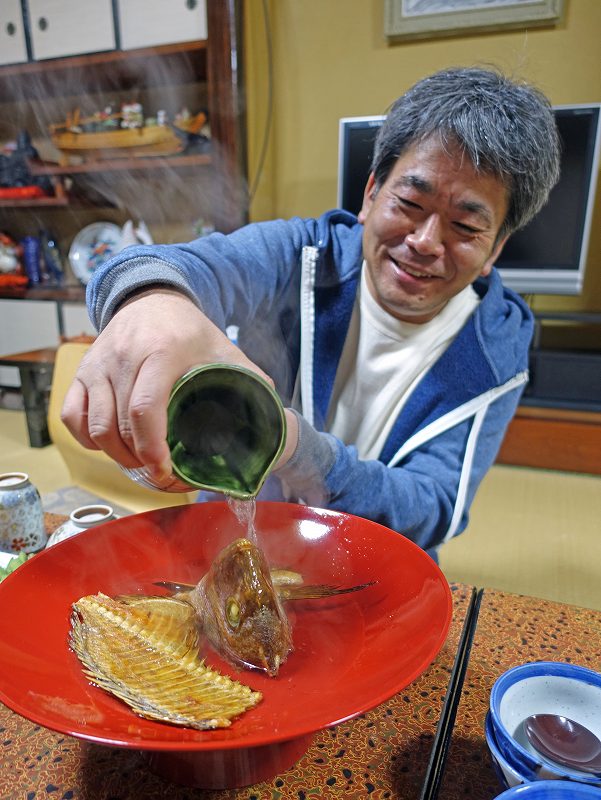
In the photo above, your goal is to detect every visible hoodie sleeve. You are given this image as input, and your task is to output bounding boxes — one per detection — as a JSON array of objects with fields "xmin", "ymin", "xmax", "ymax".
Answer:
[{"xmin": 86, "ymin": 218, "xmax": 318, "ymax": 332}]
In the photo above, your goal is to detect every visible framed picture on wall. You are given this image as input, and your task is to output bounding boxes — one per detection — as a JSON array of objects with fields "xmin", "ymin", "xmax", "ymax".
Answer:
[{"xmin": 384, "ymin": 0, "xmax": 564, "ymax": 41}]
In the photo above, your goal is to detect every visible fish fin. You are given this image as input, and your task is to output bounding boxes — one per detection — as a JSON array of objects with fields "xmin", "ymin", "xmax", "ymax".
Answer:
[
  {"xmin": 280, "ymin": 580, "xmax": 375, "ymax": 600},
  {"xmin": 157, "ymin": 572, "xmax": 306, "ymax": 591},
  {"xmin": 153, "ymin": 580, "xmax": 196, "ymax": 593}
]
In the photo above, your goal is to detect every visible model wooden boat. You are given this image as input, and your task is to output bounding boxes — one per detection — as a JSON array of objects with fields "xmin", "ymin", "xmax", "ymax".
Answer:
[
  {"xmin": 50, "ymin": 126, "xmax": 183, "ymax": 162},
  {"xmin": 48, "ymin": 108, "xmax": 207, "ymax": 162},
  {"xmin": 52, "ymin": 125, "xmax": 182, "ymax": 151}
]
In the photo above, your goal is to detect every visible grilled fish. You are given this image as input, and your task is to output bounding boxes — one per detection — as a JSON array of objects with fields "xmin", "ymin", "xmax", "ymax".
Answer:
[
  {"xmin": 70, "ymin": 592, "xmax": 261, "ymax": 729},
  {"xmin": 158, "ymin": 537, "xmax": 373, "ymax": 677},
  {"xmin": 70, "ymin": 537, "xmax": 371, "ymax": 730}
]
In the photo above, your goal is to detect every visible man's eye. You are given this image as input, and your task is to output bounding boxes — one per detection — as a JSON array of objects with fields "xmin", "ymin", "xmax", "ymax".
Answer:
[
  {"xmin": 395, "ymin": 197, "xmax": 424, "ymax": 213},
  {"xmin": 455, "ymin": 222, "xmax": 480, "ymax": 234}
]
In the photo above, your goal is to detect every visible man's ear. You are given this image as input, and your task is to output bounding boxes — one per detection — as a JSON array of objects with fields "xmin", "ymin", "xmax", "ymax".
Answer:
[
  {"xmin": 357, "ymin": 172, "xmax": 377, "ymax": 223},
  {"xmin": 481, "ymin": 234, "xmax": 509, "ymax": 277}
]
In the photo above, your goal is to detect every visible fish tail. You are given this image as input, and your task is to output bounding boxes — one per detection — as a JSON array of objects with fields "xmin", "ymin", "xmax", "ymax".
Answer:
[{"xmin": 281, "ymin": 580, "xmax": 375, "ymax": 600}]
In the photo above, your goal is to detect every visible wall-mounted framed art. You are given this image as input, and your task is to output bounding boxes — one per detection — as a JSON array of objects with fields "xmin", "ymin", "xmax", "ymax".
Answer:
[{"xmin": 384, "ymin": 0, "xmax": 564, "ymax": 41}]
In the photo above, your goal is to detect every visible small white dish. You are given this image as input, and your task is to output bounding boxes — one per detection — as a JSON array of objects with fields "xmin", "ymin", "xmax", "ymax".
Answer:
[{"xmin": 68, "ymin": 222, "xmax": 122, "ymax": 285}]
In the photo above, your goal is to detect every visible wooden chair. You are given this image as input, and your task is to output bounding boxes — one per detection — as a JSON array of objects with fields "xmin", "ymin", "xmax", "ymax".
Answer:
[{"xmin": 47, "ymin": 341, "xmax": 196, "ymax": 513}]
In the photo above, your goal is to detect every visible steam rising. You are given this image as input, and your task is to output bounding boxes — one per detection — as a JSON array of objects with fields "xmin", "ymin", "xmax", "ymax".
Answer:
[
  {"xmin": 1, "ymin": 53, "xmax": 330, "ymax": 508},
  {"xmin": 0, "ymin": 52, "xmax": 248, "ymax": 254}
]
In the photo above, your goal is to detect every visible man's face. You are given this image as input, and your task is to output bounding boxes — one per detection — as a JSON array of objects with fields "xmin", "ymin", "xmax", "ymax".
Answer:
[{"xmin": 359, "ymin": 136, "xmax": 509, "ymax": 323}]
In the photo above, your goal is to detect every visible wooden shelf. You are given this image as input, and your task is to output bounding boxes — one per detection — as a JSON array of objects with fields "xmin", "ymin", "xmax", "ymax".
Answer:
[
  {"xmin": 29, "ymin": 152, "xmax": 211, "ymax": 177},
  {"xmin": 0, "ymin": 178, "xmax": 68, "ymax": 208},
  {"xmin": 0, "ymin": 194, "xmax": 68, "ymax": 208},
  {"xmin": 0, "ymin": 286, "xmax": 86, "ymax": 302},
  {"xmin": 0, "ymin": 42, "xmax": 207, "ymax": 102},
  {"xmin": 0, "ymin": 154, "xmax": 212, "ymax": 210},
  {"xmin": 0, "ymin": 2, "xmax": 247, "ymax": 231}
]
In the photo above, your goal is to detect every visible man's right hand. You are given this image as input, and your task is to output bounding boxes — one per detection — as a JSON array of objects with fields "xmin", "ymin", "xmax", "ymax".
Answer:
[{"xmin": 61, "ymin": 288, "xmax": 271, "ymax": 484}]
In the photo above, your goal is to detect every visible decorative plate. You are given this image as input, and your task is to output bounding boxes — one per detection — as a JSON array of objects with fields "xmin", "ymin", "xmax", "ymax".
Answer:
[{"xmin": 68, "ymin": 222, "xmax": 122, "ymax": 285}]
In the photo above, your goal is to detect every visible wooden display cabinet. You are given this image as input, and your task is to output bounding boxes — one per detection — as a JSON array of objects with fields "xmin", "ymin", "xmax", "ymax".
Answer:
[
  {"xmin": 0, "ymin": 1, "xmax": 247, "ymax": 256},
  {"xmin": 0, "ymin": 2, "xmax": 246, "ymax": 395}
]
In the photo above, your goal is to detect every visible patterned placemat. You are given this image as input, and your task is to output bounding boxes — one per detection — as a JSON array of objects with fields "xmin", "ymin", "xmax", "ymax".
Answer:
[
  {"xmin": 42, "ymin": 485, "xmax": 132, "ymax": 518},
  {"xmin": 437, "ymin": 589, "xmax": 601, "ymax": 799},
  {"xmin": 0, "ymin": 584, "xmax": 472, "ymax": 799}
]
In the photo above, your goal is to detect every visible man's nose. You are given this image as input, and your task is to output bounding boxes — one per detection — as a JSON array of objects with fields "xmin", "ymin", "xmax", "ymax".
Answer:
[{"xmin": 405, "ymin": 214, "xmax": 444, "ymax": 257}]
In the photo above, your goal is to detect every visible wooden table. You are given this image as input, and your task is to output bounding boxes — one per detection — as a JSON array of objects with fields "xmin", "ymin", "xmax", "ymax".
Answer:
[
  {"xmin": 0, "ymin": 585, "xmax": 473, "ymax": 798},
  {"xmin": 0, "ymin": 347, "xmax": 56, "ymax": 447},
  {"xmin": 1, "ymin": 517, "xmax": 600, "ymax": 798},
  {"xmin": 437, "ymin": 588, "xmax": 601, "ymax": 800}
]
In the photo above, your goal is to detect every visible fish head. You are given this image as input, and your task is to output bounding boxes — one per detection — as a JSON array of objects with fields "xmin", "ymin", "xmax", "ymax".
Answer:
[{"xmin": 199, "ymin": 538, "xmax": 293, "ymax": 676}]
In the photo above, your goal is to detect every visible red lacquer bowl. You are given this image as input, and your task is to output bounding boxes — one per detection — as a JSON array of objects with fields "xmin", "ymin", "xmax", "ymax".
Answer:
[{"xmin": 0, "ymin": 502, "xmax": 451, "ymax": 788}]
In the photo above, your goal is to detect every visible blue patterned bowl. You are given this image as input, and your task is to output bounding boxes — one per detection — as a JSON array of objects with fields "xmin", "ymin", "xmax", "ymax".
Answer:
[
  {"xmin": 485, "ymin": 711, "xmax": 527, "ymax": 791},
  {"xmin": 489, "ymin": 662, "xmax": 601, "ymax": 786},
  {"xmin": 494, "ymin": 779, "xmax": 601, "ymax": 799}
]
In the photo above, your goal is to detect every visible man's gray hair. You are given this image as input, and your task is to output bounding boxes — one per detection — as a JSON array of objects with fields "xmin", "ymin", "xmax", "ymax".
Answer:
[{"xmin": 371, "ymin": 67, "xmax": 561, "ymax": 239}]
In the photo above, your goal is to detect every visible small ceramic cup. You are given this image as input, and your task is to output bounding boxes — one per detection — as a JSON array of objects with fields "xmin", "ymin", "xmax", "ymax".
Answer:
[
  {"xmin": 0, "ymin": 472, "xmax": 46, "ymax": 554},
  {"xmin": 46, "ymin": 504, "xmax": 118, "ymax": 548}
]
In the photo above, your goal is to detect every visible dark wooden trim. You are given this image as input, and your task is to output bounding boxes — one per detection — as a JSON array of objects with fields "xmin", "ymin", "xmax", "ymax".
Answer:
[
  {"xmin": 0, "ymin": 41, "xmax": 206, "ymax": 77},
  {"xmin": 0, "ymin": 41, "xmax": 207, "ymax": 101},
  {"xmin": 29, "ymin": 153, "xmax": 211, "ymax": 176},
  {"xmin": 0, "ymin": 286, "xmax": 86, "ymax": 302},
  {"xmin": 206, "ymin": 0, "xmax": 247, "ymax": 232},
  {"xmin": 497, "ymin": 405, "xmax": 601, "ymax": 475}
]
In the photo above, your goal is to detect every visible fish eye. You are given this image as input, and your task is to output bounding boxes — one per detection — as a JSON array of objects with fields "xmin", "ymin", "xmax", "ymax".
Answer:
[{"xmin": 226, "ymin": 597, "xmax": 241, "ymax": 628}]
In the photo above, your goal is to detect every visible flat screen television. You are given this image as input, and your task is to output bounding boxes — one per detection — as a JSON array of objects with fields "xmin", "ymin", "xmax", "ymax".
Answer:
[{"xmin": 337, "ymin": 105, "xmax": 601, "ymax": 295}]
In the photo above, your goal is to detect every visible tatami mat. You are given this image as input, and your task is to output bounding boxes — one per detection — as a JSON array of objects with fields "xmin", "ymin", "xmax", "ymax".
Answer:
[
  {"xmin": 439, "ymin": 464, "xmax": 601, "ymax": 612},
  {"xmin": 0, "ymin": 408, "xmax": 71, "ymax": 495},
  {"xmin": 2, "ymin": 408, "xmax": 600, "ymax": 611},
  {"xmin": 0, "ymin": 409, "xmax": 134, "ymax": 515}
]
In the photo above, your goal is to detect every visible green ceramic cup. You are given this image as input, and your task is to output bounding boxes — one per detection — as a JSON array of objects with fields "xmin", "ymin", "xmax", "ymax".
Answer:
[{"xmin": 166, "ymin": 363, "xmax": 287, "ymax": 500}]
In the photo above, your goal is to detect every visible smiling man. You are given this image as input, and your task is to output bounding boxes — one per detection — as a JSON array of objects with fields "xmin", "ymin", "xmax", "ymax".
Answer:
[
  {"xmin": 359, "ymin": 138, "xmax": 510, "ymax": 323},
  {"xmin": 63, "ymin": 67, "xmax": 561, "ymax": 559}
]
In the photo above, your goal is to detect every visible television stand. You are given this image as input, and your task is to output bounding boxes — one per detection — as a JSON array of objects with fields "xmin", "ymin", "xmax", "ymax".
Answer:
[
  {"xmin": 525, "ymin": 310, "xmax": 601, "ymax": 412},
  {"xmin": 496, "ymin": 310, "xmax": 601, "ymax": 475}
]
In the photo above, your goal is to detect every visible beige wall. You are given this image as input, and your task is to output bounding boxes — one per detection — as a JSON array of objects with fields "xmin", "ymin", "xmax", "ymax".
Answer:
[{"xmin": 244, "ymin": 0, "xmax": 601, "ymax": 311}]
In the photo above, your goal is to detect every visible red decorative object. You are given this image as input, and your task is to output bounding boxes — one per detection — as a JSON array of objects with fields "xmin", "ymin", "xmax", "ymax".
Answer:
[
  {"xmin": 0, "ymin": 186, "xmax": 47, "ymax": 199},
  {"xmin": 0, "ymin": 274, "xmax": 28, "ymax": 287}
]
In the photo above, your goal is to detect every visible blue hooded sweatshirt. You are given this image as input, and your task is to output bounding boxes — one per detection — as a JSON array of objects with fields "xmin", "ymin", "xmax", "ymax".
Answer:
[{"xmin": 88, "ymin": 210, "xmax": 534, "ymax": 559}]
